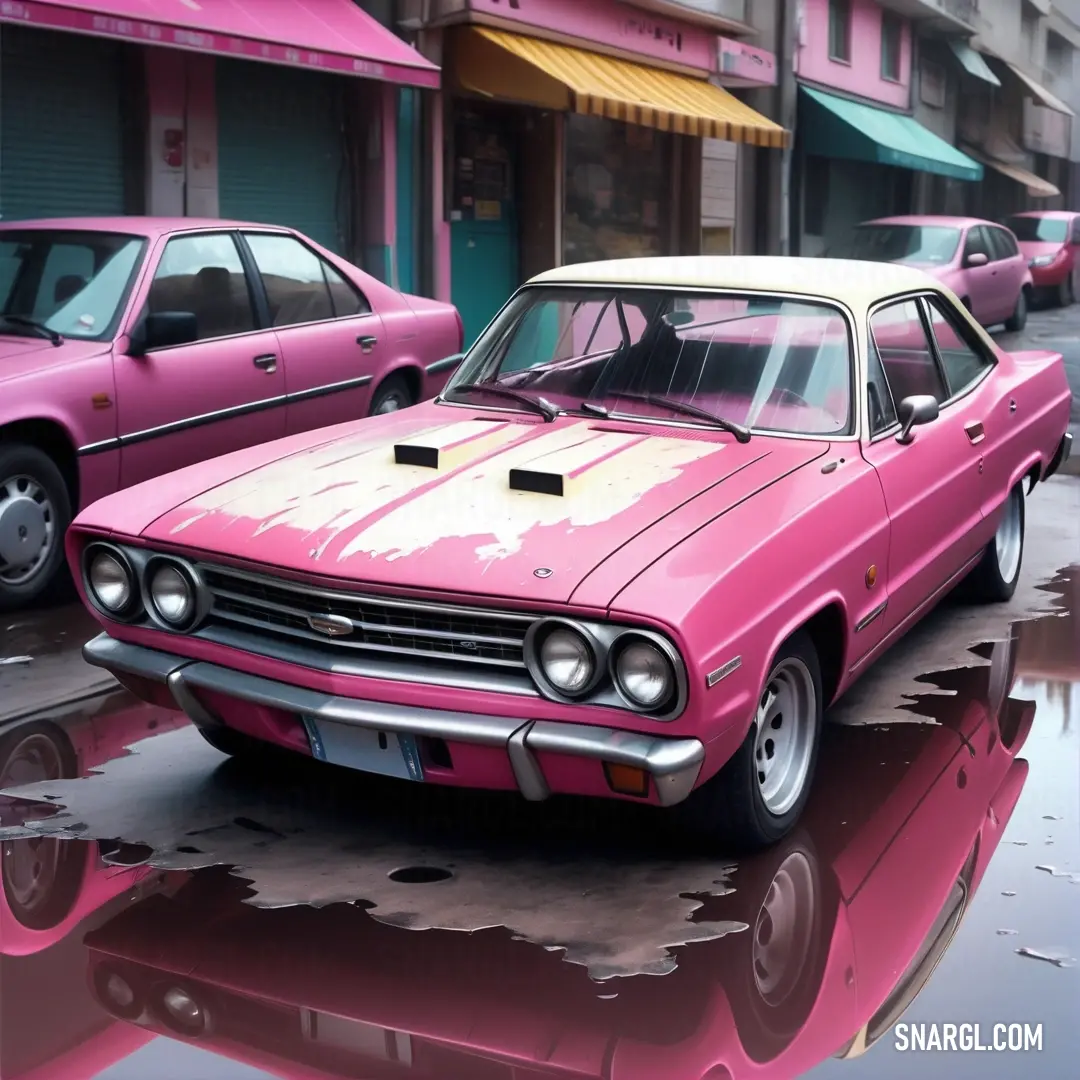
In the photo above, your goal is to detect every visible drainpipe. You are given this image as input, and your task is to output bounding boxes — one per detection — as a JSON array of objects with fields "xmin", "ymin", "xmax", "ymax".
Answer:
[{"xmin": 777, "ymin": 0, "xmax": 799, "ymax": 256}]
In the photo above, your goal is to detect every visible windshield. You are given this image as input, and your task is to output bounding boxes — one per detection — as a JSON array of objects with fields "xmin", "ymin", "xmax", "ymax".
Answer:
[
  {"xmin": 830, "ymin": 225, "xmax": 961, "ymax": 266},
  {"xmin": 1006, "ymin": 216, "xmax": 1069, "ymax": 243},
  {"xmin": 0, "ymin": 230, "xmax": 146, "ymax": 341},
  {"xmin": 446, "ymin": 288, "xmax": 854, "ymax": 437}
]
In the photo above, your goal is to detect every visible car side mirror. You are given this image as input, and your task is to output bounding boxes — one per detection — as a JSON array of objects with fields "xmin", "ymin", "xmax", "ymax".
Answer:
[
  {"xmin": 896, "ymin": 394, "xmax": 940, "ymax": 444},
  {"xmin": 127, "ymin": 311, "xmax": 198, "ymax": 357},
  {"xmin": 965, "ymin": 252, "xmax": 989, "ymax": 268}
]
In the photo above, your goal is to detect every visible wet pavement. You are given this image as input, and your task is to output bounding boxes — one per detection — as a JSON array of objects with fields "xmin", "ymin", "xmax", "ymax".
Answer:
[{"xmin": 0, "ymin": 483, "xmax": 1077, "ymax": 1073}]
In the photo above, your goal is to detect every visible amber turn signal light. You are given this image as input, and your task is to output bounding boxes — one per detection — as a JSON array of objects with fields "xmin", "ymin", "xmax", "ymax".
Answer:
[{"xmin": 603, "ymin": 762, "xmax": 650, "ymax": 798}]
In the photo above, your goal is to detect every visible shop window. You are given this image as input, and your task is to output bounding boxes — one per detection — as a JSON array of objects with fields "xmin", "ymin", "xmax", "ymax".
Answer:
[
  {"xmin": 925, "ymin": 298, "xmax": 992, "ymax": 396},
  {"xmin": 829, "ymin": 0, "xmax": 851, "ymax": 63},
  {"xmin": 147, "ymin": 233, "xmax": 255, "ymax": 343},
  {"xmin": 869, "ymin": 300, "xmax": 947, "ymax": 405},
  {"xmin": 563, "ymin": 115, "xmax": 671, "ymax": 265},
  {"xmin": 803, "ymin": 157, "xmax": 830, "ymax": 236},
  {"xmin": 881, "ymin": 12, "xmax": 903, "ymax": 82},
  {"xmin": 244, "ymin": 233, "xmax": 370, "ymax": 327}
]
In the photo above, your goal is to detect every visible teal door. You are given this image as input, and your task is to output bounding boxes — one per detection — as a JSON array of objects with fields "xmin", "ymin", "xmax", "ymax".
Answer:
[{"xmin": 451, "ymin": 218, "xmax": 519, "ymax": 349}]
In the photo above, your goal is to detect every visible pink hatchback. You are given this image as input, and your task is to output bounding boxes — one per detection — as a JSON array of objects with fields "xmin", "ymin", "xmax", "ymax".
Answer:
[
  {"xmin": 831, "ymin": 215, "xmax": 1033, "ymax": 332},
  {"xmin": 1006, "ymin": 210, "xmax": 1080, "ymax": 307}
]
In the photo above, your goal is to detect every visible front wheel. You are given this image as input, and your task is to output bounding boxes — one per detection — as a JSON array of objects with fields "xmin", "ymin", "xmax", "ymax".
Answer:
[
  {"xmin": 369, "ymin": 374, "xmax": 415, "ymax": 416},
  {"xmin": 1004, "ymin": 289, "xmax": 1028, "ymax": 332},
  {"xmin": 963, "ymin": 482, "xmax": 1025, "ymax": 603},
  {"xmin": 674, "ymin": 631, "xmax": 824, "ymax": 852},
  {"xmin": 0, "ymin": 443, "xmax": 73, "ymax": 612}
]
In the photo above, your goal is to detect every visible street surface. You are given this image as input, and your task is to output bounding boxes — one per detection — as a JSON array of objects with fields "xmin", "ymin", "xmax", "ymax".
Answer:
[{"xmin": 0, "ymin": 309, "xmax": 1077, "ymax": 1079}]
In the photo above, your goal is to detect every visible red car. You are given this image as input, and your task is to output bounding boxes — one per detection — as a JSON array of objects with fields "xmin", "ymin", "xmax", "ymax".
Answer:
[
  {"xmin": 1006, "ymin": 211, "xmax": 1080, "ymax": 307},
  {"xmin": 0, "ymin": 217, "xmax": 463, "ymax": 610}
]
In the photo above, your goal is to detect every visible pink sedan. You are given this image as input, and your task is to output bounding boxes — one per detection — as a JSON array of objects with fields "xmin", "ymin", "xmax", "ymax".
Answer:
[
  {"xmin": 830, "ymin": 215, "xmax": 1033, "ymax": 332},
  {"xmin": 1006, "ymin": 210, "xmax": 1080, "ymax": 307},
  {"xmin": 69, "ymin": 257, "xmax": 1071, "ymax": 850},
  {"xmin": 0, "ymin": 218, "xmax": 463, "ymax": 610}
]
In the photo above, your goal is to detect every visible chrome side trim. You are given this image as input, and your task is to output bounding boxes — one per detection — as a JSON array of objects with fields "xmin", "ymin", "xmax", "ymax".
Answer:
[
  {"xmin": 426, "ymin": 353, "xmax": 465, "ymax": 375},
  {"xmin": 84, "ymin": 636, "xmax": 706, "ymax": 806},
  {"xmin": 77, "ymin": 377, "xmax": 375, "ymax": 455},
  {"xmin": 854, "ymin": 601, "xmax": 888, "ymax": 633},
  {"xmin": 705, "ymin": 655, "xmax": 741, "ymax": 688}
]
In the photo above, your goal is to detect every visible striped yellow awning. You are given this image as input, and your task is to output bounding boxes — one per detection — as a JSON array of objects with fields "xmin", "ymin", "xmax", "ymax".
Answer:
[{"xmin": 454, "ymin": 26, "xmax": 788, "ymax": 149}]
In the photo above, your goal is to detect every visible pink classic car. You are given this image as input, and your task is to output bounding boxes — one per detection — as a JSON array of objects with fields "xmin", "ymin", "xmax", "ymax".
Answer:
[
  {"xmin": 70, "ymin": 256, "xmax": 1072, "ymax": 850},
  {"xmin": 0, "ymin": 217, "xmax": 463, "ymax": 609},
  {"xmin": 830, "ymin": 215, "xmax": 1033, "ymax": 332},
  {"xmin": 1006, "ymin": 210, "xmax": 1080, "ymax": 307},
  {"xmin": 79, "ymin": 640, "xmax": 1032, "ymax": 1078}
]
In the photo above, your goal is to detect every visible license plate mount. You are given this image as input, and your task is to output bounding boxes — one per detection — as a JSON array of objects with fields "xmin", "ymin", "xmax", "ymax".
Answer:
[{"xmin": 299, "ymin": 715, "xmax": 423, "ymax": 781}]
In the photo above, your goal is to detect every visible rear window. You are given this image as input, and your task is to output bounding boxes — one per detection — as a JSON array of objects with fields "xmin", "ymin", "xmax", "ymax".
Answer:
[
  {"xmin": 1006, "ymin": 216, "xmax": 1069, "ymax": 243},
  {"xmin": 829, "ymin": 225, "xmax": 961, "ymax": 266}
]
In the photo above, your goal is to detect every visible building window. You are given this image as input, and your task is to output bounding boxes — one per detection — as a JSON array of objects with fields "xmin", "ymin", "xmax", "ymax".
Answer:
[
  {"xmin": 828, "ymin": 0, "xmax": 851, "ymax": 63},
  {"xmin": 881, "ymin": 12, "xmax": 902, "ymax": 82}
]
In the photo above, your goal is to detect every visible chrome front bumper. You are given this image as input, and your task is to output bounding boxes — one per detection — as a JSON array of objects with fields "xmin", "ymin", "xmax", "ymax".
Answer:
[{"xmin": 83, "ymin": 634, "xmax": 705, "ymax": 807}]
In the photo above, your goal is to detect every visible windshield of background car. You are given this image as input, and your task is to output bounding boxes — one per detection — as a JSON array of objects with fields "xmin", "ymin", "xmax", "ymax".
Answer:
[
  {"xmin": 447, "ymin": 288, "xmax": 854, "ymax": 436},
  {"xmin": 1006, "ymin": 216, "xmax": 1069, "ymax": 243},
  {"xmin": 830, "ymin": 225, "xmax": 961, "ymax": 266},
  {"xmin": 0, "ymin": 230, "xmax": 146, "ymax": 342}
]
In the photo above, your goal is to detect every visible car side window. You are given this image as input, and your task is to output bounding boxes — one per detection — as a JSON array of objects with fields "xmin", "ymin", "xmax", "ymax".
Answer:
[
  {"xmin": 868, "ymin": 300, "xmax": 948, "ymax": 406},
  {"xmin": 924, "ymin": 297, "xmax": 992, "ymax": 396},
  {"xmin": 146, "ymin": 233, "xmax": 255, "ymax": 343},
  {"xmin": 867, "ymin": 337, "xmax": 898, "ymax": 436},
  {"xmin": 963, "ymin": 226, "xmax": 988, "ymax": 263},
  {"xmin": 244, "ymin": 233, "xmax": 370, "ymax": 327},
  {"xmin": 986, "ymin": 228, "xmax": 1015, "ymax": 261}
]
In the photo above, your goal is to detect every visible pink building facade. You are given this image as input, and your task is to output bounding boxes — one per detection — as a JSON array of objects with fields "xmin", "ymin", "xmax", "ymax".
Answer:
[{"xmin": 792, "ymin": 0, "xmax": 984, "ymax": 255}]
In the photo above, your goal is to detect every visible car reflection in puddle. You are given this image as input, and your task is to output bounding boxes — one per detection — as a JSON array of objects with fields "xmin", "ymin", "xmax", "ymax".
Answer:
[{"xmin": 75, "ymin": 638, "xmax": 1038, "ymax": 1077}]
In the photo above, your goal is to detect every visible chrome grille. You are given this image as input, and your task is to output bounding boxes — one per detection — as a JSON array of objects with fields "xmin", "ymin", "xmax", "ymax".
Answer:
[{"xmin": 197, "ymin": 564, "xmax": 534, "ymax": 671}]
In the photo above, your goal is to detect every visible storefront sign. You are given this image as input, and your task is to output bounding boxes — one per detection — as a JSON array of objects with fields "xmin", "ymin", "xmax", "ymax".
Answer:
[
  {"xmin": 717, "ymin": 35, "xmax": 776, "ymax": 87},
  {"xmin": 464, "ymin": 0, "xmax": 717, "ymax": 72}
]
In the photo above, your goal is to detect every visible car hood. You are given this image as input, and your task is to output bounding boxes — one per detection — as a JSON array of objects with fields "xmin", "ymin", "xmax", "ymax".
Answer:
[
  {"xmin": 133, "ymin": 408, "xmax": 829, "ymax": 605},
  {"xmin": 0, "ymin": 334, "xmax": 109, "ymax": 382},
  {"xmin": 1016, "ymin": 240, "xmax": 1063, "ymax": 260}
]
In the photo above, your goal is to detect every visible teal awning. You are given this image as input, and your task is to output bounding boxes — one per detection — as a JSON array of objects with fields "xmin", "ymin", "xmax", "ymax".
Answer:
[
  {"xmin": 948, "ymin": 41, "xmax": 1001, "ymax": 87},
  {"xmin": 799, "ymin": 85, "xmax": 984, "ymax": 182}
]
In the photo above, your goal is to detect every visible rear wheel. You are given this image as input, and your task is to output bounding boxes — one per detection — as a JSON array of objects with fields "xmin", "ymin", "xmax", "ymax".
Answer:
[
  {"xmin": 1004, "ymin": 288, "xmax": 1028, "ymax": 332},
  {"xmin": 964, "ymin": 482, "xmax": 1025, "ymax": 603},
  {"xmin": 369, "ymin": 374, "xmax": 415, "ymax": 416},
  {"xmin": 0, "ymin": 443, "xmax": 72, "ymax": 611},
  {"xmin": 674, "ymin": 632, "xmax": 823, "ymax": 852}
]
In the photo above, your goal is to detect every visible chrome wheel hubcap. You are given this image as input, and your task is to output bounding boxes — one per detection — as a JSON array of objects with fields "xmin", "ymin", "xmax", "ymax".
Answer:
[
  {"xmin": 376, "ymin": 395, "xmax": 404, "ymax": 414},
  {"xmin": 1, "ymin": 734, "xmax": 64, "ymax": 912},
  {"xmin": 752, "ymin": 851, "xmax": 817, "ymax": 1007},
  {"xmin": 0, "ymin": 474, "xmax": 56, "ymax": 586},
  {"xmin": 995, "ymin": 487, "xmax": 1023, "ymax": 585},
  {"xmin": 754, "ymin": 658, "xmax": 818, "ymax": 816}
]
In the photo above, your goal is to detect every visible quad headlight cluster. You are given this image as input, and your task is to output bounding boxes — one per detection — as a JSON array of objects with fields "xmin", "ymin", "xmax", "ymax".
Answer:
[
  {"xmin": 82, "ymin": 542, "xmax": 207, "ymax": 632},
  {"xmin": 524, "ymin": 617, "xmax": 687, "ymax": 719}
]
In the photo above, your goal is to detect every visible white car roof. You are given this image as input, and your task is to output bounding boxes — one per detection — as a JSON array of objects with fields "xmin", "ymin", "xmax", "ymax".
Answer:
[{"xmin": 527, "ymin": 256, "xmax": 945, "ymax": 311}]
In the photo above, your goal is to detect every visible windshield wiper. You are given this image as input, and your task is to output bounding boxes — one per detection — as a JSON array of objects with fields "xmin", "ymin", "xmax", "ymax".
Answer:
[
  {"xmin": 592, "ymin": 391, "xmax": 751, "ymax": 443},
  {"xmin": 445, "ymin": 383, "xmax": 560, "ymax": 422},
  {"xmin": 0, "ymin": 315, "xmax": 63, "ymax": 346}
]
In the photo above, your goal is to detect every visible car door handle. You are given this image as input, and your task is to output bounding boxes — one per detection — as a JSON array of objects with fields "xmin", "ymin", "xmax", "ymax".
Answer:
[
  {"xmin": 965, "ymin": 420, "xmax": 985, "ymax": 445},
  {"xmin": 253, "ymin": 353, "xmax": 278, "ymax": 372},
  {"xmin": 1009, "ymin": 399, "xmax": 1017, "ymax": 412},
  {"xmin": 357, "ymin": 335, "xmax": 378, "ymax": 353}
]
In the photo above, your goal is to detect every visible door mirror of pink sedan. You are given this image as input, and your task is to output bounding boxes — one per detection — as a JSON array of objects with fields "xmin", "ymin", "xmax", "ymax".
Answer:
[
  {"xmin": 127, "ymin": 311, "xmax": 198, "ymax": 357},
  {"xmin": 896, "ymin": 394, "xmax": 940, "ymax": 444},
  {"xmin": 965, "ymin": 252, "xmax": 989, "ymax": 268}
]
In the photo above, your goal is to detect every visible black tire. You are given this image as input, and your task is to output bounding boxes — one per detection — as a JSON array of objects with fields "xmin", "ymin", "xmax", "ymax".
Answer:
[
  {"xmin": 1004, "ymin": 289, "xmax": 1028, "ymax": 332},
  {"xmin": 0, "ymin": 442, "xmax": 73, "ymax": 612},
  {"xmin": 1056, "ymin": 277, "xmax": 1073, "ymax": 308},
  {"xmin": 368, "ymin": 374, "xmax": 415, "ymax": 416},
  {"xmin": 963, "ymin": 482, "xmax": 1025, "ymax": 603},
  {"xmin": 0, "ymin": 722, "xmax": 86, "ymax": 930},
  {"xmin": 673, "ymin": 631, "xmax": 824, "ymax": 853},
  {"xmin": 193, "ymin": 723, "xmax": 272, "ymax": 760}
]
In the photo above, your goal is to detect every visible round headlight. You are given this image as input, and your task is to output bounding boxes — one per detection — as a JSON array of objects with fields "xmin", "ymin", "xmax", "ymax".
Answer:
[
  {"xmin": 161, "ymin": 987, "xmax": 205, "ymax": 1032},
  {"xmin": 615, "ymin": 640, "xmax": 674, "ymax": 709},
  {"xmin": 540, "ymin": 627, "xmax": 595, "ymax": 695},
  {"xmin": 149, "ymin": 563, "xmax": 194, "ymax": 626},
  {"xmin": 88, "ymin": 550, "xmax": 133, "ymax": 613}
]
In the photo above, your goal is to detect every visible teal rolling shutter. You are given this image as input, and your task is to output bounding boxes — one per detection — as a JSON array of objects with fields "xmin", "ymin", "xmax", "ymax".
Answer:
[
  {"xmin": 0, "ymin": 27, "xmax": 126, "ymax": 221},
  {"xmin": 216, "ymin": 59, "xmax": 347, "ymax": 254}
]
